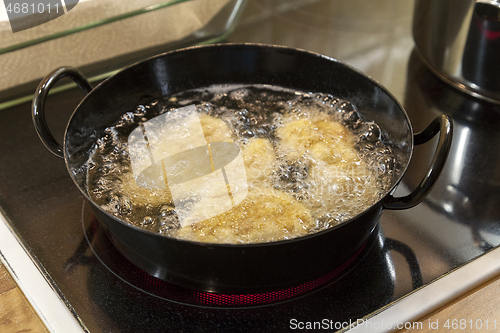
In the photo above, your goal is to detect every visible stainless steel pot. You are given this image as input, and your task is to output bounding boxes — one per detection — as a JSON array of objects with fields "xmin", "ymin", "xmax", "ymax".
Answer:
[{"xmin": 413, "ymin": 0, "xmax": 500, "ymax": 104}]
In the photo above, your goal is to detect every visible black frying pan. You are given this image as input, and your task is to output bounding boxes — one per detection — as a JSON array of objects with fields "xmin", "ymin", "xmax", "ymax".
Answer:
[{"xmin": 32, "ymin": 44, "xmax": 452, "ymax": 293}]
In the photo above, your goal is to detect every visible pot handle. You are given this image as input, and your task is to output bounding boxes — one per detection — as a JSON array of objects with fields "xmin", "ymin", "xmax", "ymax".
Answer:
[
  {"xmin": 32, "ymin": 66, "xmax": 93, "ymax": 159},
  {"xmin": 383, "ymin": 114, "xmax": 453, "ymax": 210}
]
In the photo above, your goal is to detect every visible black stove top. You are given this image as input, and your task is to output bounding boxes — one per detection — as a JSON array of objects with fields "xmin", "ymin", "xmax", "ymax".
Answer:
[
  {"xmin": 72, "ymin": 206, "xmax": 409, "ymax": 332},
  {"xmin": 1, "ymin": 1, "xmax": 500, "ymax": 332}
]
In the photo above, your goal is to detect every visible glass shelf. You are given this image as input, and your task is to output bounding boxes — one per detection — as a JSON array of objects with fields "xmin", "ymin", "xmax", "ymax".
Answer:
[{"xmin": 0, "ymin": 0, "xmax": 247, "ymax": 106}]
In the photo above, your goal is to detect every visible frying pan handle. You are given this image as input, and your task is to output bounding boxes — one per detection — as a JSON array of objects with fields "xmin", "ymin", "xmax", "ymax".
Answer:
[
  {"xmin": 32, "ymin": 66, "xmax": 93, "ymax": 158},
  {"xmin": 383, "ymin": 114, "xmax": 453, "ymax": 210}
]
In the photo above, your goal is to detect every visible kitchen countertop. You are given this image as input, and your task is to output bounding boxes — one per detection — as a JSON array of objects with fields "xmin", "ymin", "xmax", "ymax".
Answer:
[
  {"xmin": 0, "ymin": 262, "xmax": 48, "ymax": 333},
  {"xmin": 405, "ymin": 274, "xmax": 500, "ymax": 332}
]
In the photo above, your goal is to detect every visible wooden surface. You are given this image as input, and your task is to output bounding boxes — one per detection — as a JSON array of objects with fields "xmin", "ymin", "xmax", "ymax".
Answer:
[
  {"xmin": 0, "ymin": 262, "xmax": 48, "ymax": 333},
  {"xmin": 399, "ymin": 274, "xmax": 500, "ymax": 332},
  {"xmin": 1, "ymin": 258, "xmax": 500, "ymax": 332}
]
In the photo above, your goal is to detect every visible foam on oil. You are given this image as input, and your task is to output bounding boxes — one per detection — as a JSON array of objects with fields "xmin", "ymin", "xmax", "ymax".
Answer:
[{"xmin": 86, "ymin": 84, "xmax": 397, "ymax": 243}]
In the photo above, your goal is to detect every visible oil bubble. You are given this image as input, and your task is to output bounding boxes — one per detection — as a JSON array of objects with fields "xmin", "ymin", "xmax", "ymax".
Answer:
[{"xmin": 86, "ymin": 84, "xmax": 398, "ymax": 243}]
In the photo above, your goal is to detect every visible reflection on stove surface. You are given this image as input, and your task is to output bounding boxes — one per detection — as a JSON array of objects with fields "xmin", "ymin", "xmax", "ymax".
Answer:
[{"xmin": 62, "ymin": 204, "xmax": 422, "ymax": 332}]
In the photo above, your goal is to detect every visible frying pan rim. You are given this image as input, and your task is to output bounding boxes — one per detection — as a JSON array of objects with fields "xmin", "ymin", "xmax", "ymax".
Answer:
[{"xmin": 62, "ymin": 42, "xmax": 415, "ymax": 248}]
